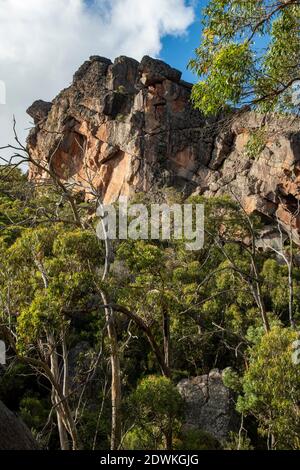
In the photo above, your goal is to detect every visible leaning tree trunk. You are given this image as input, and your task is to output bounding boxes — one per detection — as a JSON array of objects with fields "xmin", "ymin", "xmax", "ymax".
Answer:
[
  {"xmin": 162, "ymin": 308, "xmax": 171, "ymax": 377},
  {"xmin": 99, "ymin": 208, "xmax": 122, "ymax": 450},
  {"xmin": 100, "ymin": 291, "xmax": 122, "ymax": 450},
  {"xmin": 48, "ymin": 332, "xmax": 70, "ymax": 450},
  {"xmin": 47, "ymin": 331, "xmax": 80, "ymax": 450}
]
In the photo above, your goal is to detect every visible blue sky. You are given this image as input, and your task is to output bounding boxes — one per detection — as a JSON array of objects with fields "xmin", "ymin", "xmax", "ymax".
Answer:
[
  {"xmin": 160, "ymin": 0, "xmax": 270, "ymax": 84},
  {"xmin": 160, "ymin": 0, "xmax": 205, "ymax": 83},
  {"xmin": 0, "ymin": 0, "xmax": 270, "ymax": 147},
  {"xmin": 1, "ymin": 0, "xmax": 205, "ymax": 146}
]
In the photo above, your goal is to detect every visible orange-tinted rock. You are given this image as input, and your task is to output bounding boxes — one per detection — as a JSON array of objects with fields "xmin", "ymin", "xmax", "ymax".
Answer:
[
  {"xmin": 27, "ymin": 56, "xmax": 300, "ymax": 242},
  {"xmin": 27, "ymin": 55, "xmax": 209, "ymax": 202}
]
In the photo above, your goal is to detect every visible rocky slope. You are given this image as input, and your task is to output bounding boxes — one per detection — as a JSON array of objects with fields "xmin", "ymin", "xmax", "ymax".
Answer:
[{"xmin": 27, "ymin": 55, "xmax": 300, "ymax": 239}]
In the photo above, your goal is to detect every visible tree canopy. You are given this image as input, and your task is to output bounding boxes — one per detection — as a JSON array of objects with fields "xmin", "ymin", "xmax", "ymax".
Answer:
[{"xmin": 190, "ymin": 0, "xmax": 300, "ymax": 115}]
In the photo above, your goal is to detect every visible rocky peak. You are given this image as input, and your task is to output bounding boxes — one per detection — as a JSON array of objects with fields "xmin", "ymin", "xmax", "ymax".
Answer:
[
  {"xmin": 27, "ymin": 55, "xmax": 300, "ymax": 241},
  {"xmin": 27, "ymin": 99, "xmax": 52, "ymax": 125},
  {"xmin": 138, "ymin": 55, "xmax": 182, "ymax": 86},
  {"xmin": 73, "ymin": 55, "xmax": 113, "ymax": 84}
]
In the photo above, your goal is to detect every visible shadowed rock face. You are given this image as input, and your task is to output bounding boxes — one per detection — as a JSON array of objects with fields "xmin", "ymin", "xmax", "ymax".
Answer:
[
  {"xmin": 0, "ymin": 400, "xmax": 38, "ymax": 450},
  {"xmin": 27, "ymin": 55, "xmax": 300, "ymax": 240},
  {"xmin": 177, "ymin": 370, "xmax": 239, "ymax": 442}
]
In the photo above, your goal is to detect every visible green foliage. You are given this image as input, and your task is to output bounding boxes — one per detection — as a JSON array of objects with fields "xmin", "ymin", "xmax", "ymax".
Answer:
[
  {"xmin": 53, "ymin": 229, "xmax": 103, "ymax": 265},
  {"xmin": 2, "ymin": 170, "xmax": 300, "ymax": 450},
  {"xmin": 190, "ymin": 1, "xmax": 300, "ymax": 114},
  {"xmin": 191, "ymin": 42, "xmax": 252, "ymax": 115},
  {"xmin": 0, "ymin": 363, "xmax": 39, "ymax": 409},
  {"xmin": 0, "ymin": 167, "xmax": 34, "ymax": 244},
  {"xmin": 124, "ymin": 376, "xmax": 183, "ymax": 450},
  {"xmin": 123, "ymin": 427, "xmax": 157, "ymax": 451},
  {"xmin": 223, "ymin": 367, "xmax": 242, "ymax": 393},
  {"xmin": 237, "ymin": 326, "xmax": 300, "ymax": 449},
  {"xmin": 175, "ymin": 428, "xmax": 221, "ymax": 450},
  {"xmin": 224, "ymin": 431, "xmax": 254, "ymax": 450},
  {"xmin": 244, "ymin": 128, "xmax": 267, "ymax": 158},
  {"xmin": 77, "ymin": 408, "xmax": 110, "ymax": 450},
  {"xmin": 20, "ymin": 396, "xmax": 50, "ymax": 432}
]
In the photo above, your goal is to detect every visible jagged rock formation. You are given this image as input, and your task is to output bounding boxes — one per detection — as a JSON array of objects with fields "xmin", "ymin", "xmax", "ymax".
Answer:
[
  {"xmin": 0, "ymin": 400, "xmax": 39, "ymax": 450},
  {"xmin": 177, "ymin": 370, "xmax": 239, "ymax": 442},
  {"xmin": 27, "ymin": 55, "xmax": 300, "ymax": 239}
]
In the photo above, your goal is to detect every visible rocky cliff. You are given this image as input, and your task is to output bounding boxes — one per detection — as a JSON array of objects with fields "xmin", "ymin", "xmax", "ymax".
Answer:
[{"xmin": 27, "ymin": 55, "xmax": 300, "ymax": 239}]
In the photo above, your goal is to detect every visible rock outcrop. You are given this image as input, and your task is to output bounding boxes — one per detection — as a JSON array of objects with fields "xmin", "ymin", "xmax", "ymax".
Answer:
[
  {"xmin": 27, "ymin": 55, "xmax": 300, "ymax": 240},
  {"xmin": 0, "ymin": 400, "xmax": 39, "ymax": 450},
  {"xmin": 177, "ymin": 370, "xmax": 239, "ymax": 442}
]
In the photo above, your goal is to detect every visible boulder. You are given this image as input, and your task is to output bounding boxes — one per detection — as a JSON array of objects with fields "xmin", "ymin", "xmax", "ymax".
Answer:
[
  {"xmin": 26, "ymin": 100, "xmax": 52, "ymax": 124},
  {"xmin": 177, "ymin": 369, "xmax": 239, "ymax": 442},
  {"xmin": 0, "ymin": 400, "xmax": 39, "ymax": 450}
]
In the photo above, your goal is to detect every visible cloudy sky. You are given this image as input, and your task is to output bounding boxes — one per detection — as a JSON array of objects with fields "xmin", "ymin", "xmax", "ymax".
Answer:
[{"xmin": 0, "ymin": 0, "xmax": 206, "ymax": 149}]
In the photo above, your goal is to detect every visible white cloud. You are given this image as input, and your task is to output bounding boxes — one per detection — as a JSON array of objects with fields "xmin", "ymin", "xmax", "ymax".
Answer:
[{"xmin": 0, "ymin": 0, "xmax": 194, "ymax": 150}]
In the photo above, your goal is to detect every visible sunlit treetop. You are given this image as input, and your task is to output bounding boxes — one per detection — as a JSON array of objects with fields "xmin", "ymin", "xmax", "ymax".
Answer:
[{"xmin": 190, "ymin": 0, "xmax": 300, "ymax": 115}]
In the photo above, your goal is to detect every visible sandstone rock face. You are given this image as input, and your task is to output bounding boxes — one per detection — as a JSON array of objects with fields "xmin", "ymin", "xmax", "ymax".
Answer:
[
  {"xmin": 203, "ymin": 113, "xmax": 300, "ymax": 242},
  {"xmin": 27, "ymin": 55, "xmax": 300, "ymax": 239},
  {"xmin": 27, "ymin": 55, "xmax": 210, "ymax": 204},
  {"xmin": 177, "ymin": 370, "xmax": 239, "ymax": 442},
  {"xmin": 27, "ymin": 100, "xmax": 53, "ymax": 125},
  {"xmin": 0, "ymin": 400, "xmax": 39, "ymax": 450}
]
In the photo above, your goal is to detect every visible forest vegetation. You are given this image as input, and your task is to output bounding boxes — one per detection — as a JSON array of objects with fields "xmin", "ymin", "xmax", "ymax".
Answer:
[{"xmin": 0, "ymin": 0, "xmax": 300, "ymax": 451}]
